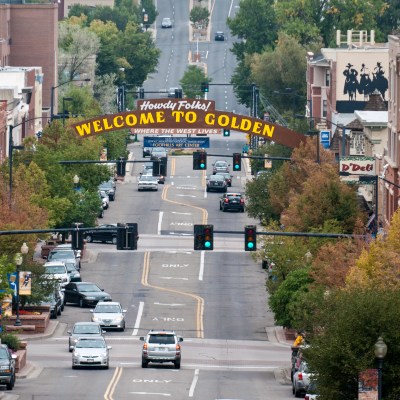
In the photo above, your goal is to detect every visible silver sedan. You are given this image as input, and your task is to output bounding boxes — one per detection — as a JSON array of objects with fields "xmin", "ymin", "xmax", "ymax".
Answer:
[{"xmin": 72, "ymin": 337, "xmax": 111, "ymax": 369}]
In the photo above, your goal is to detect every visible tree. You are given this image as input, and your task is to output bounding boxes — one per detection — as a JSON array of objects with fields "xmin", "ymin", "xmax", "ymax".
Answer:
[
  {"xmin": 268, "ymin": 268, "xmax": 313, "ymax": 328},
  {"xmin": 305, "ymin": 288, "xmax": 400, "ymax": 400},
  {"xmin": 179, "ymin": 65, "xmax": 211, "ymax": 99},
  {"xmin": 189, "ymin": 6, "xmax": 210, "ymax": 28},
  {"xmin": 227, "ymin": 0, "xmax": 278, "ymax": 59},
  {"xmin": 58, "ymin": 22, "xmax": 100, "ymax": 81}
]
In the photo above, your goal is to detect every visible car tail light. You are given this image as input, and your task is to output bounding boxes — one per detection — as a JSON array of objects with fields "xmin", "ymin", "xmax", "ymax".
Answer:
[
  {"xmin": 240, "ymin": 199, "xmax": 244, "ymax": 204},
  {"xmin": 298, "ymin": 372, "xmax": 303, "ymax": 380},
  {"xmin": 143, "ymin": 343, "xmax": 148, "ymax": 354},
  {"xmin": 305, "ymin": 396, "xmax": 310, "ymax": 400},
  {"xmin": 176, "ymin": 344, "xmax": 181, "ymax": 354},
  {"xmin": 224, "ymin": 198, "xmax": 229, "ymax": 203}
]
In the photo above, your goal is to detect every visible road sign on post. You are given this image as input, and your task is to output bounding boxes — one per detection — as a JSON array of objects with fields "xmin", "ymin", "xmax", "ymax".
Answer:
[{"xmin": 194, "ymin": 224, "xmax": 214, "ymax": 250}]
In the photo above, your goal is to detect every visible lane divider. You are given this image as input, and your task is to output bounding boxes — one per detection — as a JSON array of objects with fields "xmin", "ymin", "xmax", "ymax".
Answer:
[{"xmin": 104, "ymin": 366, "xmax": 122, "ymax": 400}]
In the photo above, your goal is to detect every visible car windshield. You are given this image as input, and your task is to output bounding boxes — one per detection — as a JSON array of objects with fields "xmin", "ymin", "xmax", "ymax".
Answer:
[
  {"xmin": 49, "ymin": 250, "xmax": 75, "ymax": 260},
  {"xmin": 73, "ymin": 325, "xmax": 101, "ymax": 334},
  {"xmin": 99, "ymin": 182, "xmax": 113, "ymax": 189},
  {"xmin": 0, "ymin": 348, "xmax": 9, "ymax": 359},
  {"xmin": 45, "ymin": 266, "xmax": 66, "ymax": 274},
  {"xmin": 149, "ymin": 334, "xmax": 175, "ymax": 344},
  {"xmin": 94, "ymin": 305, "xmax": 121, "ymax": 313},
  {"xmin": 65, "ymin": 263, "xmax": 77, "ymax": 272},
  {"xmin": 78, "ymin": 284, "xmax": 101, "ymax": 292},
  {"xmin": 76, "ymin": 339, "xmax": 105, "ymax": 348},
  {"xmin": 212, "ymin": 175, "xmax": 224, "ymax": 181},
  {"xmin": 215, "ymin": 162, "xmax": 227, "ymax": 167},
  {"xmin": 227, "ymin": 194, "xmax": 242, "ymax": 199},
  {"xmin": 141, "ymin": 176, "xmax": 156, "ymax": 181}
]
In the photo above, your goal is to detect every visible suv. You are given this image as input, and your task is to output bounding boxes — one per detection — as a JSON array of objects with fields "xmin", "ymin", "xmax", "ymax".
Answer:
[
  {"xmin": 0, "ymin": 344, "xmax": 16, "ymax": 390},
  {"xmin": 44, "ymin": 261, "xmax": 70, "ymax": 287},
  {"xmin": 98, "ymin": 181, "xmax": 115, "ymax": 201},
  {"xmin": 140, "ymin": 330, "xmax": 183, "ymax": 369},
  {"xmin": 212, "ymin": 160, "xmax": 230, "ymax": 174},
  {"xmin": 219, "ymin": 193, "xmax": 245, "ymax": 212}
]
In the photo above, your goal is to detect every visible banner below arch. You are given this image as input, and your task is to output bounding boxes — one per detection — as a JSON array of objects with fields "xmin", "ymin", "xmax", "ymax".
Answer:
[{"xmin": 71, "ymin": 99, "xmax": 306, "ymax": 148}]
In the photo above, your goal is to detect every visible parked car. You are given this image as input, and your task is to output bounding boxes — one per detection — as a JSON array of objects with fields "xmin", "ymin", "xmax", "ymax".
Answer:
[
  {"xmin": 167, "ymin": 87, "xmax": 180, "ymax": 98},
  {"xmin": 143, "ymin": 147, "xmax": 152, "ymax": 157},
  {"xmin": 40, "ymin": 289, "xmax": 63, "ymax": 319},
  {"xmin": 63, "ymin": 282, "xmax": 112, "ymax": 307},
  {"xmin": 98, "ymin": 181, "xmax": 115, "ymax": 201},
  {"xmin": 43, "ymin": 261, "xmax": 70, "ymax": 287},
  {"xmin": 48, "ymin": 248, "xmax": 81, "ymax": 270},
  {"xmin": 305, "ymin": 382, "xmax": 319, "ymax": 400},
  {"xmin": 161, "ymin": 17, "xmax": 172, "ymax": 28},
  {"xmin": 65, "ymin": 262, "xmax": 81, "ymax": 282},
  {"xmin": 215, "ymin": 31, "xmax": 225, "ymax": 41},
  {"xmin": 55, "ymin": 243, "xmax": 82, "ymax": 260},
  {"xmin": 84, "ymin": 224, "xmax": 117, "ymax": 245},
  {"xmin": 293, "ymin": 360, "xmax": 312, "ymax": 397},
  {"xmin": 140, "ymin": 330, "xmax": 183, "ymax": 369},
  {"xmin": 91, "ymin": 301, "xmax": 127, "ymax": 331},
  {"xmin": 215, "ymin": 172, "xmax": 232, "ymax": 186},
  {"xmin": 150, "ymin": 147, "xmax": 168, "ymax": 159},
  {"xmin": 68, "ymin": 322, "xmax": 105, "ymax": 352},
  {"xmin": 206, "ymin": 174, "xmax": 227, "ymax": 192},
  {"xmin": 72, "ymin": 337, "xmax": 111, "ymax": 369},
  {"xmin": 98, "ymin": 190, "xmax": 109, "ymax": 210},
  {"xmin": 0, "ymin": 344, "xmax": 16, "ymax": 390},
  {"xmin": 138, "ymin": 174, "xmax": 159, "ymax": 191},
  {"xmin": 219, "ymin": 193, "xmax": 245, "ymax": 212},
  {"xmin": 212, "ymin": 160, "xmax": 230, "ymax": 174}
]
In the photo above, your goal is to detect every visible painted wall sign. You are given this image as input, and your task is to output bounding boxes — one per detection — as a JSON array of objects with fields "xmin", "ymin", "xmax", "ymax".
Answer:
[
  {"xmin": 339, "ymin": 156, "xmax": 376, "ymax": 183},
  {"xmin": 143, "ymin": 136, "xmax": 210, "ymax": 148},
  {"xmin": 71, "ymin": 99, "xmax": 306, "ymax": 148}
]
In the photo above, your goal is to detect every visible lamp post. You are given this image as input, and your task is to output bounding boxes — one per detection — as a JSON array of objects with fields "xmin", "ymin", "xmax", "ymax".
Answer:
[
  {"xmin": 62, "ymin": 97, "xmax": 73, "ymax": 126},
  {"xmin": 14, "ymin": 242, "xmax": 29, "ymax": 326},
  {"xmin": 374, "ymin": 337, "xmax": 387, "ymax": 400},
  {"xmin": 50, "ymin": 78, "xmax": 90, "ymax": 122}
]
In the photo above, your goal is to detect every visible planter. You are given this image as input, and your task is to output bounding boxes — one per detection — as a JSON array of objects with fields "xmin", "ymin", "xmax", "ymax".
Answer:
[{"xmin": 6, "ymin": 306, "xmax": 50, "ymax": 334}]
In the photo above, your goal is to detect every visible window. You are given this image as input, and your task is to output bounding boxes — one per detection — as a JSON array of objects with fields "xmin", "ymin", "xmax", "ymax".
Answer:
[
  {"xmin": 325, "ymin": 70, "xmax": 330, "ymax": 86},
  {"xmin": 322, "ymin": 100, "xmax": 327, "ymax": 118}
]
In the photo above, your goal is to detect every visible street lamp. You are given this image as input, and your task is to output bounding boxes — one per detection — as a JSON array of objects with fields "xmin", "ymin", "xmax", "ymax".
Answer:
[
  {"xmin": 14, "ymin": 242, "xmax": 29, "ymax": 326},
  {"xmin": 73, "ymin": 174, "xmax": 80, "ymax": 190},
  {"xmin": 374, "ymin": 336, "xmax": 387, "ymax": 400},
  {"xmin": 62, "ymin": 97, "xmax": 73, "ymax": 126},
  {"xmin": 50, "ymin": 78, "xmax": 90, "ymax": 121}
]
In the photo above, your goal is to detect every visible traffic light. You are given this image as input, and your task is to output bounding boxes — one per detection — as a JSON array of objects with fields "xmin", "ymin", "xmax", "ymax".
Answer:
[
  {"xmin": 193, "ymin": 151, "xmax": 207, "ymax": 170},
  {"xmin": 175, "ymin": 89, "xmax": 183, "ymax": 98},
  {"xmin": 232, "ymin": 153, "xmax": 242, "ymax": 171},
  {"xmin": 116, "ymin": 157, "xmax": 126, "ymax": 176},
  {"xmin": 223, "ymin": 128, "xmax": 230, "ymax": 137},
  {"xmin": 152, "ymin": 159, "xmax": 160, "ymax": 176},
  {"xmin": 139, "ymin": 87, "xmax": 145, "ymax": 99},
  {"xmin": 117, "ymin": 223, "xmax": 138, "ymax": 250},
  {"xmin": 201, "ymin": 82, "xmax": 209, "ymax": 93},
  {"xmin": 194, "ymin": 224, "xmax": 214, "ymax": 250},
  {"xmin": 244, "ymin": 225, "xmax": 257, "ymax": 251},
  {"xmin": 71, "ymin": 225, "xmax": 84, "ymax": 251}
]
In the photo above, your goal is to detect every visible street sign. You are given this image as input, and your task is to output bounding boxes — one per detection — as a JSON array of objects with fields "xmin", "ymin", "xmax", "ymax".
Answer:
[
  {"xmin": 143, "ymin": 136, "xmax": 210, "ymax": 149},
  {"xmin": 320, "ymin": 130, "xmax": 330, "ymax": 149}
]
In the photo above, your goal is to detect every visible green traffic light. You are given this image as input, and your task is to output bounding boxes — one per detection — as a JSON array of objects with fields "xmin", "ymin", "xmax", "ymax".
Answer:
[
  {"xmin": 200, "ymin": 163, "xmax": 205, "ymax": 169},
  {"xmin": 234, "ymin": 165, "xmax": 240, "ymax": 170},
  {"xmin": 205, "ymin": 241, "xmax": 211, "ymax": 248},
  {"xmin": 247, "ymin": 242, "xmax": 254, "ymax": 249}
]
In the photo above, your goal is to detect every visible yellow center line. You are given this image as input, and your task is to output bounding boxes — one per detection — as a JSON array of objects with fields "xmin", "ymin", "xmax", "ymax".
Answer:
[
  {"xmin": 141, "ymin": 252, "xmax": 205, "ymax": 338},
  {"xmin": 104, "ymin": 366, "xmax": 122, "ymax": 400}
]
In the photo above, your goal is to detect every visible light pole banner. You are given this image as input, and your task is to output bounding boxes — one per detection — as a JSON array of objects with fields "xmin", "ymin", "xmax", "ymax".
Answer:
[
  {"xmin": 358, "ymin": 369, "xmax": 378, "ymax": 400},
  {"xmin": 19, "ymin": 271, "xmax": 32, "ymax": 295}
]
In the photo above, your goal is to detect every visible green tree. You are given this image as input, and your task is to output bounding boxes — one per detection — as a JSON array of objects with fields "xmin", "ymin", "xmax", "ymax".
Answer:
[
  {"xmin": 189, "ymin": 6, "xmax": 210, "ymax": 28},
  {"xmin": 305, "ymin": 288, "xmax": 400, "ymax": 400},
  {"xmin": 179, "ymin": 65, "xmax": 211, "ymax": 99},
  {"xmin": 268, "ymin": 268, "xmax": 313, "ymax": 328}
]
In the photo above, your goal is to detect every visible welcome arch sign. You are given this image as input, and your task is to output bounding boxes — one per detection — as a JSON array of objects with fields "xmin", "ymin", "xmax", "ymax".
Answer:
[{"xmin": 71, "ymin": 99, "xmax": 306, "ymax": 148}]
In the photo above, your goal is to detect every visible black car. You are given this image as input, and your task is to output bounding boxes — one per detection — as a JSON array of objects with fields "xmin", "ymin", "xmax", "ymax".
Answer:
[
  {"xmin": 215, "ymin": 31, "xmax": 225, "ymax": 41},
  {"xmin": 40, "ymin": 290, "xmax": 63, "ymax": 319},
  {"xmin": 84, "ymin": 224, "xmax": 117, "ymax": 244},
  {"xmin": 219, "ymin": 193, "xmax": 245, "ymax": 212},
  {"xmin": 215, "ymin": 172, "xmax": 232, "ymax": 187},
  {"xmin": 64, "ymin": 282, "xmax": 112, "ymax": 308},
  {"xmin": 206, "ymin": 174, "xmax": 227, "ymax": 192}
]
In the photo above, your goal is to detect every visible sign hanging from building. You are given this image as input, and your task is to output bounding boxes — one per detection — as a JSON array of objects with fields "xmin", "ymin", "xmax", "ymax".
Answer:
[
  {"xmin": 339, "ymin": 156, "xmax": 375, "ymax": 183},
  {"xmin": 71, "ymin": 99, "xmax": 306, "ymax": 149},
  {"xmin": 144, "ymin": 136, "xmax": 210, "ymax": 148}
]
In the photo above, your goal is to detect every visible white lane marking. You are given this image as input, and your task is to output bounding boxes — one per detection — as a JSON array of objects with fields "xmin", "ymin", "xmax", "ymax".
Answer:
[
  {"xmin": 177, "ymin": 194, "xmax": 196, "ymax": 198},
  {"xmin": 189, "ymin": 369, "xmax": 199, "ymax": 397},
  {"xmin": 129, "ymin": 393, "xmax": 171, "ymax": 397},
  {"xmin": 171, "ymin": 211, "xmax": 192, "ymax": 215},
  {"xmin": 154, "ymin": 302, "xmax": 185, "ymax": 306},
  {"xmin": 132, "ymin": 301, "xmax": 144, "ymax": 336},
  {"xmin": 157, "ymin": 211, "xmax": 164, "ymax": 235},
  {"xmin": 160, "ymin": 277, "xmax": 188, "ymax": 280},
  {"xmin": 199, "ymin": 251, "xmax": 205, "ymax": 281}
]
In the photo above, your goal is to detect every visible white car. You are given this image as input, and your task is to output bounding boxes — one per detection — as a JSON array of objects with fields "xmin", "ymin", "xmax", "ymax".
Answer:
[
  {"xmin": 91, "ymin": 301, "xmax": 127, "ymax": 331},
  {"xmin": 72, "ymin": 336, "xmax": 111, "ymax": 369},
  {"xmin": 138, "ymin": 174, "xmax": 159, "ymax": 191},
  {"xmin": 44, "ymin": 261, "xmax": 70, "ymax": 287},
  {"xmin": 161, "ymin": 17, "xmax": 172, "ymax": 28},
  {"xmin": 99, "ymin": 190, "xmax": 110, "ymax": 209}
]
